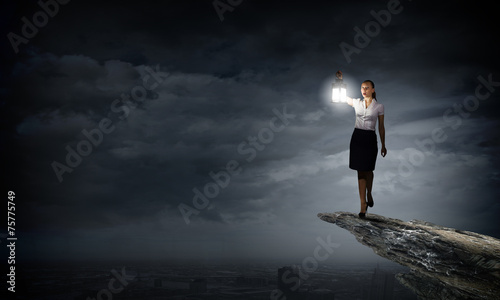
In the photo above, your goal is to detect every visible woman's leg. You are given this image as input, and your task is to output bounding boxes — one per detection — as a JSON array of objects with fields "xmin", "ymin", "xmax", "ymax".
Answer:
[
  {"xmin": 366, "ymin": 171, "xmax": 374, "ymax": 207},
  {"xmin": 357, "ymin": 171, "xmax": 368, "ymax": 213}
]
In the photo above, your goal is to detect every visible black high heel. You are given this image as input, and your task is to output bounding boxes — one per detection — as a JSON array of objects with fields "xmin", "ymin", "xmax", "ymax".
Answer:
[
  {"xmin": 367, "ymin": 194, "xmax": 374, "ymax": 207},
  {"xmin": 358, "ymin": 202, "xmax": 368, "ymax": 218}
]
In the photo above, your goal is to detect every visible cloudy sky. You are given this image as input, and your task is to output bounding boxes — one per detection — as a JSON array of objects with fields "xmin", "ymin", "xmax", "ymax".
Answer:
[{"xmin": 1, "ymin": 0, "xmax": 499, "ymax": 265}]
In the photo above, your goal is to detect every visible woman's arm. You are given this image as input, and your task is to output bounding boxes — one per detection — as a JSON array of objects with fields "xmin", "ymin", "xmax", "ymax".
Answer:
[
  {"xmin": 346, "ymin": 96, "xmax": 354, "ymax": 106},
  {"xmin": 378, "ymin": 115, "xmax": 387, "ymax": 157}
]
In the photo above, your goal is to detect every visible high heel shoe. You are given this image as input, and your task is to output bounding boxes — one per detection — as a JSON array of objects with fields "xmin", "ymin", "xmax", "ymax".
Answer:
[
  {"xmin": 367, "ymin": 194, "xmax": 374, "ymax": 208},
  {"xmin": 359, "ymin": 202, "xmax": 368, "ymax": 218}
]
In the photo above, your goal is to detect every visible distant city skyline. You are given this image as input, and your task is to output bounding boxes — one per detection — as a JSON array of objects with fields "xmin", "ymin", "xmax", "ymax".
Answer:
[{"xmin": 15, "ymin": 261, "xmax": 417, "ymax": 299}]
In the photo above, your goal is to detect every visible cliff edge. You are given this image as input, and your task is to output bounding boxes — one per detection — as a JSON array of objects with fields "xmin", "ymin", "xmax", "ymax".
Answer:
[{"xmin": 317, "ymin": 212, "xmax": 500, "ymax": 300}]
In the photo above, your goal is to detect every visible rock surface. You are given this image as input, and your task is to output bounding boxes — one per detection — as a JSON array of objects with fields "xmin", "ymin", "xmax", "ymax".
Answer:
[{"xmin": 317, "ymin": 211, "xmax": 500, "ymax": 300}]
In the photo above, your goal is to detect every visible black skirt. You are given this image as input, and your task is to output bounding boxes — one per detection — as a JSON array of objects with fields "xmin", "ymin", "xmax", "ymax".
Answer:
[{"xmin": 349, "ymin": 128, "xmax": 378, "ymax": 171}]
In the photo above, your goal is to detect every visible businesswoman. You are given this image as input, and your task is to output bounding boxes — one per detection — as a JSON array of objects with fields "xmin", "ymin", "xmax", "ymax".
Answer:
[{"xmin": 336, "ymin": 71, "xmax": 387, "ymax": 218}]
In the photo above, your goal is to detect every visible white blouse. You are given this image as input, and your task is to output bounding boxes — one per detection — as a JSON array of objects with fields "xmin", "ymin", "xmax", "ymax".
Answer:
[{"xmin": 347, "ymin": 98, "xmax": 384, "ymax": 131}]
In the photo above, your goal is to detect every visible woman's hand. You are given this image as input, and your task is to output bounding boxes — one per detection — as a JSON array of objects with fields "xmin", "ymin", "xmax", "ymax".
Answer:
[
  {"xmin": 336, "ymin": 70, "xmax": 343, "ymax": 79},
  {"xmin": 381, "ymin": 146, "xmax": 387, "ymax": 157}
]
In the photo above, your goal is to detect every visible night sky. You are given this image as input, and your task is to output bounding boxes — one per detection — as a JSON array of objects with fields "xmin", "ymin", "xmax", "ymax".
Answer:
[{"xmin": 2, "ymin": 0, "xmax": 500, "ymax": 265}]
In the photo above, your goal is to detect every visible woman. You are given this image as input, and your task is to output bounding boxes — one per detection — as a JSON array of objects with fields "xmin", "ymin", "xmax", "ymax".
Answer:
[{"xmin": 336, "ymin": 71, "xmax": 386, "ymax": 218}]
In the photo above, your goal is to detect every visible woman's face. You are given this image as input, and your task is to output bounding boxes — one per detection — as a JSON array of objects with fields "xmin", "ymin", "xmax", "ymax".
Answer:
[{"xmin": 361, "ymin": 82, "xmax": 374, "ymax": 98}]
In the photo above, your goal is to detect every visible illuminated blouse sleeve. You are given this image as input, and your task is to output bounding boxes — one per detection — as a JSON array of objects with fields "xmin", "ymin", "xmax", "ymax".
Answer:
[{"xmin": 348, "ymin": 98, "xmax": 359, "ymax": 106}]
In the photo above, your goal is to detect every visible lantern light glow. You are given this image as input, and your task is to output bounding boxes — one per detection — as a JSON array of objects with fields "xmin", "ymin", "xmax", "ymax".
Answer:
[{"xmin": 331, "ymin": 78, "xmax": 347, "ymax": 103}]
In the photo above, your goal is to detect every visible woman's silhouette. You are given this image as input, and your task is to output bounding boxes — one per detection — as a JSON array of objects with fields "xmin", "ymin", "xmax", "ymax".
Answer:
[{"xmin": 336, "ymin": 71, "xmax": 387, "ymax": 218}]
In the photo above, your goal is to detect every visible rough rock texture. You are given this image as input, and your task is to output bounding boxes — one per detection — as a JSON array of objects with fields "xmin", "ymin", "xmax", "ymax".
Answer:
[{"xmin": 317, "ymin": 211, "xmax": 500, "ymax": 300}]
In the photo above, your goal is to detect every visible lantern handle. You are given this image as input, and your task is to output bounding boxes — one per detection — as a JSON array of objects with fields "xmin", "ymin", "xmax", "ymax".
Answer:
[{"xmin": 336, "ymin": 71, "xmax": 353, "ymax": 105}]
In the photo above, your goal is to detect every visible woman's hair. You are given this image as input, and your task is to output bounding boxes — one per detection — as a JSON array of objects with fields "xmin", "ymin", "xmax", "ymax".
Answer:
[{"xmin": 363, "ymin": 80, "xmax": 376, "ymax": 100}]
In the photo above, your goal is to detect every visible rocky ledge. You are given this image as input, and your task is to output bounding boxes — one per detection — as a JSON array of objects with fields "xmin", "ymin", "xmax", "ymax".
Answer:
[{"xmin": 317, "ymin": 212, "xmax": 500, "ymax": 300}]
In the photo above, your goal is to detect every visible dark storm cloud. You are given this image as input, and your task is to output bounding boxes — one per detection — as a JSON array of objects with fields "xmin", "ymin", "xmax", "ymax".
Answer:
[
  {"xmin": 3, "ymin": 0, "xmax": 499, "ymax": 261},
  {"xmin": 9, "ymin": 52, "xmax": 308, "ymax": 228}
]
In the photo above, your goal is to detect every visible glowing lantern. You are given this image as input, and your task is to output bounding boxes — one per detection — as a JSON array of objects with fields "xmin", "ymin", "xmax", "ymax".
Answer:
[{"xmin": 331, "ymin": 78, "xmax": 347, "ymax": 103}]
